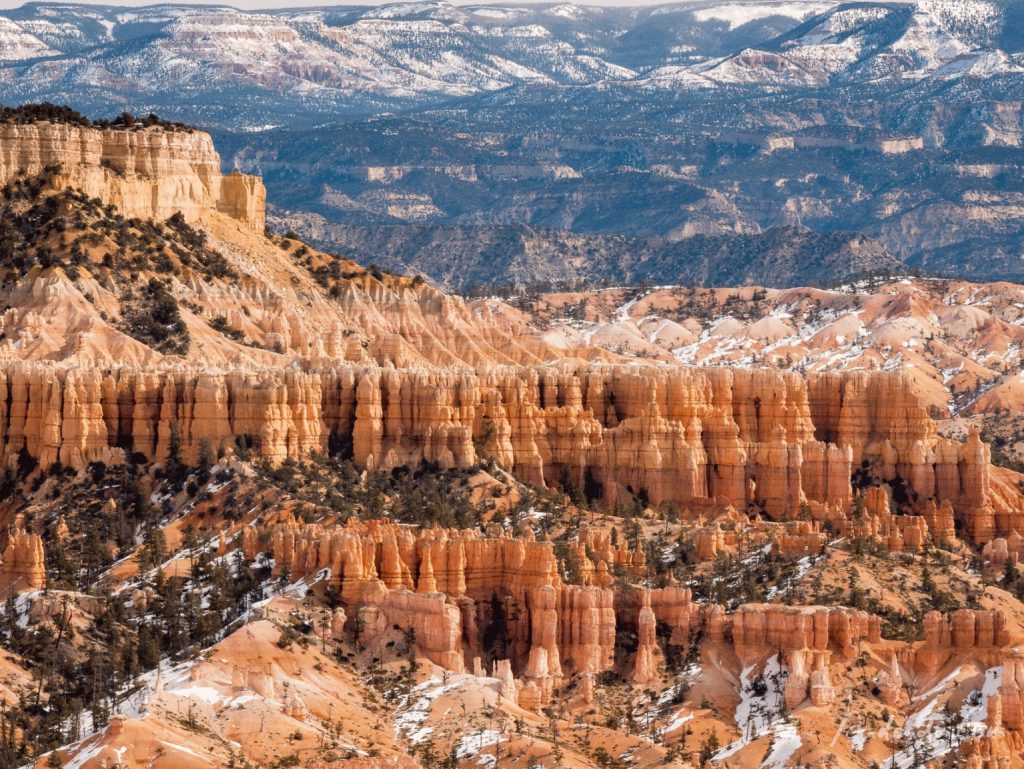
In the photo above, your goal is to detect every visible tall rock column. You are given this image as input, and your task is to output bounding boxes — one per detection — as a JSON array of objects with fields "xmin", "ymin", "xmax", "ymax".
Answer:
[
  {"xmin": 632, "ymin": 592, "xmax": 661, "ymax": 684},
  {"xmin": 0, "ymin": 527, "xmax": 46, "ymax": 593},
  {"xmin": 353, "ymin": 373, "xmax": 384, "ymax": 470}
]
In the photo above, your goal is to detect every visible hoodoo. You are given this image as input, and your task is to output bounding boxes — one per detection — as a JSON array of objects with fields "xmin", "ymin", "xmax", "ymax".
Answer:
[
  {"xmin": 1, "ymin": 108, "xmax": 1024, "ymax": 769},
  {"xmin": 0, "ymin": 363, "xmax": 1011, "ymax": 545}
]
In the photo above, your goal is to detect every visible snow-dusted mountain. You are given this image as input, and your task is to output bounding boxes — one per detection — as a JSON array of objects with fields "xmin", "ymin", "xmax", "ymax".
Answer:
[
  {"xmin": 0, "ymin": 0, "xmax": 1021, "ymax": 124},
  {"xmin": 1, "ymin": 0, "xmax": 1022, "ymax": 287},
  {"xmin": 0, "ymin": 0, "xmax": 796, "ymax": 121},
  {"xmin": 631, "ymin": 0, "xmax": 1024, "ymax": 89}
]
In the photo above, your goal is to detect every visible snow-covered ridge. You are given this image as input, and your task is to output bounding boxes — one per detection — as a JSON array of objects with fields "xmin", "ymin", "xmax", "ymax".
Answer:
[{"xmin": 0, "ymin": 0, "xmax": 1018, "ymax": 111}]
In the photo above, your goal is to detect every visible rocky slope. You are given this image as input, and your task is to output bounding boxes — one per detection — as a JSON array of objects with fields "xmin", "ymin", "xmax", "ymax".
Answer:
[
  {"xmin": 483, "ymin": 278, "xmax": 1024, "ymax": 418},
  {"xmin": 283, "ymin": 221, "xmax": 902, "ymax": 291},
  {"xmin": 4, "ymin": 1, "xmax": 1024, "ymax": 285},
  {"xmin": 0, "ymin": 121, "xmax": 554, "ymax": 370},
  {"xmin": 3, "ymin": 113, "xmax": 1024, "ymax": 769}
]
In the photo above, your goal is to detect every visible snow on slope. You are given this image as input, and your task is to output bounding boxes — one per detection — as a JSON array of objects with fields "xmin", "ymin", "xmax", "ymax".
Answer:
[
  {"xmin": 0, "ymin": 0, "xmax": 1018, "ymax": 112},
  {"xmin": 503, "ymin": 279, "xmax": 1024, "ymax": 417},
  {"xmin": 658, "ymin": 0, "xmax": 1017, "ymax": 87},
  {"xmin": 692, "ymin": 1, "xmax": 832, "ymax": 30},
  {"xmin": 0, "ymin": 17, "xmax": 55, "ymax": 60}
]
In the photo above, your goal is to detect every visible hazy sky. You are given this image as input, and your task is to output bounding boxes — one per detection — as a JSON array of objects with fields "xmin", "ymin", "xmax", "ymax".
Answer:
[{"xmin": 0, "ymin": 0, "xmax": 681, "ymax": 8}]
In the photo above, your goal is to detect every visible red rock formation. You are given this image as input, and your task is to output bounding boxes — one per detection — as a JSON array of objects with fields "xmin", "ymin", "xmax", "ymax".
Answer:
[
  {"xmin": 729, "ymin": 604, "xmax": 880, "ymax": 657},
  {"xmin": 924, "ymin": 609, "xmax": 1011, "ymax": 649},
  {"xmin": 770, "ymin": 520, "xmax": 827, "ymax": 558},
  {"xmin": 916, "ymin": 610, "xmax": 1012, "ymax": 674},
  {"xmin": 0, "ymin": 122, "xmax": 266, "ymax": 230},
  {"xmin": 983, "ymin": 532, "xmax": 1024, "ymax": 576},
  {"xmin": 492, "ymin": 659, "xmax": 518, "ymax": 706},
  {"xmin": 727, "ymin": 604, "xmax": 878, "ymax": 710},
  {"xmin": 381, "ymin": 590, "xmax": 464, "ymax": 672},
  {"xmin": 559, "ymin": 586, "xmax": 616, "ymax": 675},
  {"xmin": 647, "ymin": 587, "xmax": 701, "ymax": 645},
  {"xmin": 330, "ymin": 607, "xmax": 347, "ymax": 640},
  {"xmin": 957, "ymin": 733, "xmax": 1015, "ymax": 769},
  {"xmin": 262, "ymin": 517, "xmax": 981, "ymax": 722},
  {"xmin": 0, "ymin": 363, "xmax": 1015, "ymax": 544},
  {"xmin": 0, "ymin": 526, "xmax": 45, "ymax": 593},
  {"xmin": 999, "ymin": 656, "xmax": 1024, "ymax": 731},
  {"xmin": 631, "ymin": 592, "xmax": 662, "ymax": 684},
  {"xmin": 874, "ymin": 652, "xmax": 903, "ymax": 706}
]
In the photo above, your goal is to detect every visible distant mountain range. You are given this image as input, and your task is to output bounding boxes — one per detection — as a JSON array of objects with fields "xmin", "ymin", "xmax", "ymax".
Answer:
[
  {"xmin": 2, "ymin": 0, "xmax": 1024, "ymax": 288},
  {"xmin": 1, "ymin": 0, "xmax": 1022, "ymax": 125},
  {"xmin": 280, "ymin": 220, "xmax": 905, "ymax": 291}
]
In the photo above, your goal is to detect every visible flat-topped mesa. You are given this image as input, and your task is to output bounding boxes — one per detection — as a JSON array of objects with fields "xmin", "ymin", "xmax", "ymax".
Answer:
[
  {"xmin": 0, "ymin": 121, "xmax": 265, "ymax": 230},
  {"xmin": 809, "ymin": 372, "xmax": 996, "ymax": 535},
  {"xmin": 727, "ymin": 604, "xmax": 881, "ymax": 661},
  {"xmin": 0, "ymin": 362, "xmax": 1016, "ymax": 542}
]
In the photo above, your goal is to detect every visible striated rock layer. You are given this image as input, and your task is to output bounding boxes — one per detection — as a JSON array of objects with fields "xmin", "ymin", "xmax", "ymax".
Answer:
[
  {"xmin": 259, "ymin": 517, "xmax": 710, "ymax": 706},
  {"xmin": 0, "ymin": 122, "xmax": 265, "ymax": 230},
  {"xmin": 0, "ymin": 525, "xmax": 45, "ymax": 594},
  {"xmin": 258, "ymin": 517, "xmax": 622, "ymax": 704},
  {"xmin": 1, "ymin": 362, "xmax": 1017, "ymax": 542},
  {"xmin": 251, "ymin": 516, "xmax": 1024, "ymax": 731}
]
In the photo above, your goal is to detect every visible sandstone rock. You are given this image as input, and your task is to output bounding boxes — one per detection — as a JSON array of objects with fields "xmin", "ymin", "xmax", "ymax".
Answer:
[
  {"xmin": 284, "ymin": 692, "xmax": 307, "ymax": 721},
  {"xmin": 730, "ymin": 604, "xmax": 879, "ymax": 662},
  {"xmin": 999, "ymin": 656, "xmax": 1024, "ymax": 730},
  {"xmin": 0, "ymin": 363, "xmax": 1014, "ymax": 547},
  {"xmin": 0, "ymin": 526, "xmax": 45, "ymax": 593},
  {"xmin": 874, "ymin": 653, "xmax": 903, "ymax": 707},
  {"xmin": 246, "ymin": 662, "xmax": 275, "ymax": 698},
  {"xmin": 647, "ymin": 587, "xmax": 700, "ymax": 645},
  {"xmin": 381, "ymin": 590, "xmax": 464, "ymax": 672},
  {"xmin": 356, "ymin": 605, "xmax": 388, "ymax": 645},
  {"xmin": 331, "ymin": 607, "xmax": 347, "ymax": 640},
  {"xmin": 631, "ymin": 593, "xmax": 661, "ymax": 684},
  {"xmin": 917, "ymin": 609, "xmax": 1012, "ymax": 674},
  {"xmin": 492, "ymin": 659, "xmax": 518, "ymax": 706},
  {"xmin": 770, "ymin": 520, "xmax": 826, "ymax": 558},
  {"xmin": 579, "ymin": 672, "xmax": 595, "ymax": 706},
  {"xmin": 559, "ymin": 585, "xmax": 616, "ymax": 675},
  {"xmin": 728, "ymin": 604, "xmax": 878, "ymax": 709},
  {"xmin": 808, "ymin": 654, "xmax": 835, "ymax": 707},
  {"xmin": 958, "ymin": 733, "xmax": 1015, "ymax": 769},
  {"xmin": 0, "ymin": 122, "xmax": 265, "ymax": 229}
]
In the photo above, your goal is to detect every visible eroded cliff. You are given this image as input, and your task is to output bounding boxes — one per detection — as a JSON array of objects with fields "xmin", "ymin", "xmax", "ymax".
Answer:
[
  {"xmin": 6, "ymin": 113, "xmax": 1024, "ymax": 769},
  {"xmin": 0, "ymin": 122, "xmax": 265, "ymax": 229},
  {"xmin": 0, "ymin": 362, "xmax": 1014, "ymax": 545}
]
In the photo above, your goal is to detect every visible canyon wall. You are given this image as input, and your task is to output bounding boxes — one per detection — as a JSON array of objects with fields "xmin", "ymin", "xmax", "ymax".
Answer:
[
  {"xmin": 0, "ymin": 122, "xmax": 265, "ymax": 229},
  {"xmin": 258, "ymin": 517, "xmax": 688, "ymax": 707},
  {"xmin": 0, "ymin": 362, "xmax": 1014, "ymax": 542},
  {"xmin": 248, "ymin": 516, "xmax": 1024, "ymax": 737}
]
